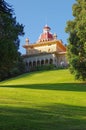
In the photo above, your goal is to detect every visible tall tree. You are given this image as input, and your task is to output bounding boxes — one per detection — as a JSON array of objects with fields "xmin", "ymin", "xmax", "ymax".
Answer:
[
  {"xmin": 65, "ymin": 0, "xmax": 86, "ymax": 80},
  {"xmin": 0, "ymin": 0, "xmax": 24, "ymax": 80}
]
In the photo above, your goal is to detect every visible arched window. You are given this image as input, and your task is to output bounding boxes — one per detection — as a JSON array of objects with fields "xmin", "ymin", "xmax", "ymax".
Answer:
[
  {"xmin": 41, "ymin": 60, "xmax": 44, "ymax": 65},
  {"xmin": 45, "ymin": 59, "xmax": 48, "ymax": 64},
  {"xmin": 26, "ymin": 61, "xmax": 28, "ymax": 66},
  {"xmin": 29, "ymin": 61, "xmax": 32, "ymax": 67},
  {"xmin": 37, "ymin": 60, "xmax": 40, "ymax": 66},
  {"xmin": 33, "ymin": 61, "xmax": 36, "ymax": 66},
  {"xmin": 49, "ymin": 59, "xmax": 53, "ymax": 64}
]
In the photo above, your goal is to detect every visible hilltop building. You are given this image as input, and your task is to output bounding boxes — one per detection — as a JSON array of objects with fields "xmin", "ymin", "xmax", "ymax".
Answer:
[{"xmin": 23, "ymin": 25, "xmax": 67, "ymax": 71}]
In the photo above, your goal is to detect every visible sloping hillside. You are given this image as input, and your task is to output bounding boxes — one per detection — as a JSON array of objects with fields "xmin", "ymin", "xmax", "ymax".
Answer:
[
  {"xmin": 0, "ymin": 69, "xmax": 80, "ymax": 85},
  {"xmin": 0, "ymin": 69, "xmax": 86, "ymax": 130}
]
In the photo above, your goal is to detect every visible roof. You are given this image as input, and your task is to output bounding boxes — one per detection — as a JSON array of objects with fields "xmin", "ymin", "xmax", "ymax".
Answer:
[{"xmin": 39, "ymin": 32, "xmax": 53, "ymax": 42}]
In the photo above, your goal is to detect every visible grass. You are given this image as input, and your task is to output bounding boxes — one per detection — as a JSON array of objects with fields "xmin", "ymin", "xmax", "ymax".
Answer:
[{"xmin": 0, "ymin": 69, "xmax": 86, "ymax": 130}]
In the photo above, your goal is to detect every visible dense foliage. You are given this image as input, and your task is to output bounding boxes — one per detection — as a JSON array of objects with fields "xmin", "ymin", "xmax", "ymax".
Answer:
[
  {"xmin": 0, "ymin": 0, "xmax": 25, "ymax": 81},
  {"xmin": 65, "ymin": 0, "xmax": 86, "ymax": 80}
]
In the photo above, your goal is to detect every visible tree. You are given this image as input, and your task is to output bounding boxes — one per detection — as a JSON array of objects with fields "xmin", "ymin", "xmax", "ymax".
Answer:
[
  {"xmin": 0, "ymin": 0, "xmax": 24, "ymax": 80},
  {"xmin": 65, "ymin": 0, "xmax": 86, "ymax": 80}
]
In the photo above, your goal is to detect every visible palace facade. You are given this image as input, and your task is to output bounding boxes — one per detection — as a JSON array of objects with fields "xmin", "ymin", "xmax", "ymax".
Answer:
[{"xmin": 23, "ymin": 25, "xmax": 67, "ymax": 71}]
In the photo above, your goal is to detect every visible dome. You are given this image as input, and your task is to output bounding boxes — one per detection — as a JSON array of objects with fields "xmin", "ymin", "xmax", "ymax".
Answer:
[
  {"xmin": 40, "ymin": 32, "xmax": 53, "ymax": 41},
  {"xmin": 37, "ymin": 25, "xmax": 54, "ymax": 42}
]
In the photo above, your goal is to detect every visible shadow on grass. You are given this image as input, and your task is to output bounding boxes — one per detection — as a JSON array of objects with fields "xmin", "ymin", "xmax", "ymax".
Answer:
[
  {"xmin": 0, "ymin": 83, "xmax": 86, "ymax": 92},
  {"xmin": 0, "ymin": 103, "xmax": 86, "ymax": 130}
]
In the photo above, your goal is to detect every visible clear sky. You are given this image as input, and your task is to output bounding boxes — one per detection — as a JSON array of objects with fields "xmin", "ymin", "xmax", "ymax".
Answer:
[{"xmin": 6, "ymin": 0, "xmax": 75, "ymax": 54}]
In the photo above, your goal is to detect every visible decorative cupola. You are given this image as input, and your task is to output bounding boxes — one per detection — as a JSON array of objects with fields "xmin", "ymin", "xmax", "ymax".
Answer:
[
  {"xmin": 43, "ymin": 24, "xmax": 51, "ymax": 33},
  {"xmin": 23, "ymin": 38, "xmax": 29, "ymax": 49},
  {"xmin": 37, "ymin": 25, "xmax": 54, "ymax": 42},
  {"xmin": 25, "ymin": 38, "xmax": 29, "ymax": 45},
  {"xmin": 53, "ymin": 33, "xmax": 57, "ymax": 40}
]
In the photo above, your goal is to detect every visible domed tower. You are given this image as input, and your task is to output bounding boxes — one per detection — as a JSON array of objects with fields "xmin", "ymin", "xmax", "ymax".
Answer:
[{"xmin": 37, "ymin": 24, "xmax": 54, "ymax": 42}]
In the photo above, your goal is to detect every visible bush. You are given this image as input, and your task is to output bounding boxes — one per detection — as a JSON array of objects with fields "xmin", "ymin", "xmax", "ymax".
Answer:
[{"xmin": 32, "ymin": 64, "xmax": 56, "ymax": 72}]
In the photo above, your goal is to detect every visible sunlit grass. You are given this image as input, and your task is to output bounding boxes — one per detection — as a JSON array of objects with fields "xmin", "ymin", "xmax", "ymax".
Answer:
[
  {"xmin": 0, "ymin": 69, "xmax": 81, "ymax": 85},
  {"xmin": 0, "ymin": 69, "xmax": 86, "ymax": 130}
]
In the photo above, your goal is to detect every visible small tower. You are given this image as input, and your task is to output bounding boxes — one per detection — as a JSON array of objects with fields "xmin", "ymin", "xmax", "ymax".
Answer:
[
  {"xmin": 53, "ymin": 33, "xmax": 57, "ymax": 40},
  {"xmin": 25, "ymin": 38, "xmax": 29, "ymax": 45},
  {"xmin": 43, "ymin": 24, "xmax": 51, "ymax": 33}
]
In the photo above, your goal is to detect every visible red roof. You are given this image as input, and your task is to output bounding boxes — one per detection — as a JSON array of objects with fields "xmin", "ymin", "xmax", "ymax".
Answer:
[
  {"xmin": 40, "ymin": 32, "xmax": 53, "ymax": 41},
  {"xmin": 38, "ymin": 25, "xmax": 54, "ymax": 42}
]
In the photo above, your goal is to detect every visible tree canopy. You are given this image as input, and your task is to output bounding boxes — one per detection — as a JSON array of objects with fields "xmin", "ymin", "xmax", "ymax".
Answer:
[
  {"xmin": 0, "ymin": 0, "xmax": 25, "ymax": 80},
  {"xmin": 65, "ymin": 0, "xmax": 86, "ymax": 80}
]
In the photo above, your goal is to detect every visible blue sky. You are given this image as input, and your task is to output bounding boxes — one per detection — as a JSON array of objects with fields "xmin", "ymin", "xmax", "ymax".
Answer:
[{"xmin": 6, "ymin": 0, "xmax": 75, "ymax": 54}]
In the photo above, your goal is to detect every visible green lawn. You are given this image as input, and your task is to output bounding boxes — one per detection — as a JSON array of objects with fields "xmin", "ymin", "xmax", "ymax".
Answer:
[{"xmin": 0, "ymin": 69, "xmax": 86, "ymax": 130}]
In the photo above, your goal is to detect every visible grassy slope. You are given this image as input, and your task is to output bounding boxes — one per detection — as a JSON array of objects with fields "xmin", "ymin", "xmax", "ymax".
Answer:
[{"xmin": 0, "ymin": 69, "xmax": 86, "ymax": 130}]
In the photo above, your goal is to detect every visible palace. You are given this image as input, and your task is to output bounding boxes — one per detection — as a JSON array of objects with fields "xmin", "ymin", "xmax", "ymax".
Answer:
[{"xmin": 23, "ymin": 25, "xmax": 67, "ymax": 71}]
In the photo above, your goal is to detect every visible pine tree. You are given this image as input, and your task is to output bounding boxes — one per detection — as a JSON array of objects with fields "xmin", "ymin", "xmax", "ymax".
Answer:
[
  {"xmin": 65, "ymin": 0, "xmax": 86, "ymax": 80},
  {"xmin": 0, "ymin": 0, "xmax": 24, "ymax": 80}
]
